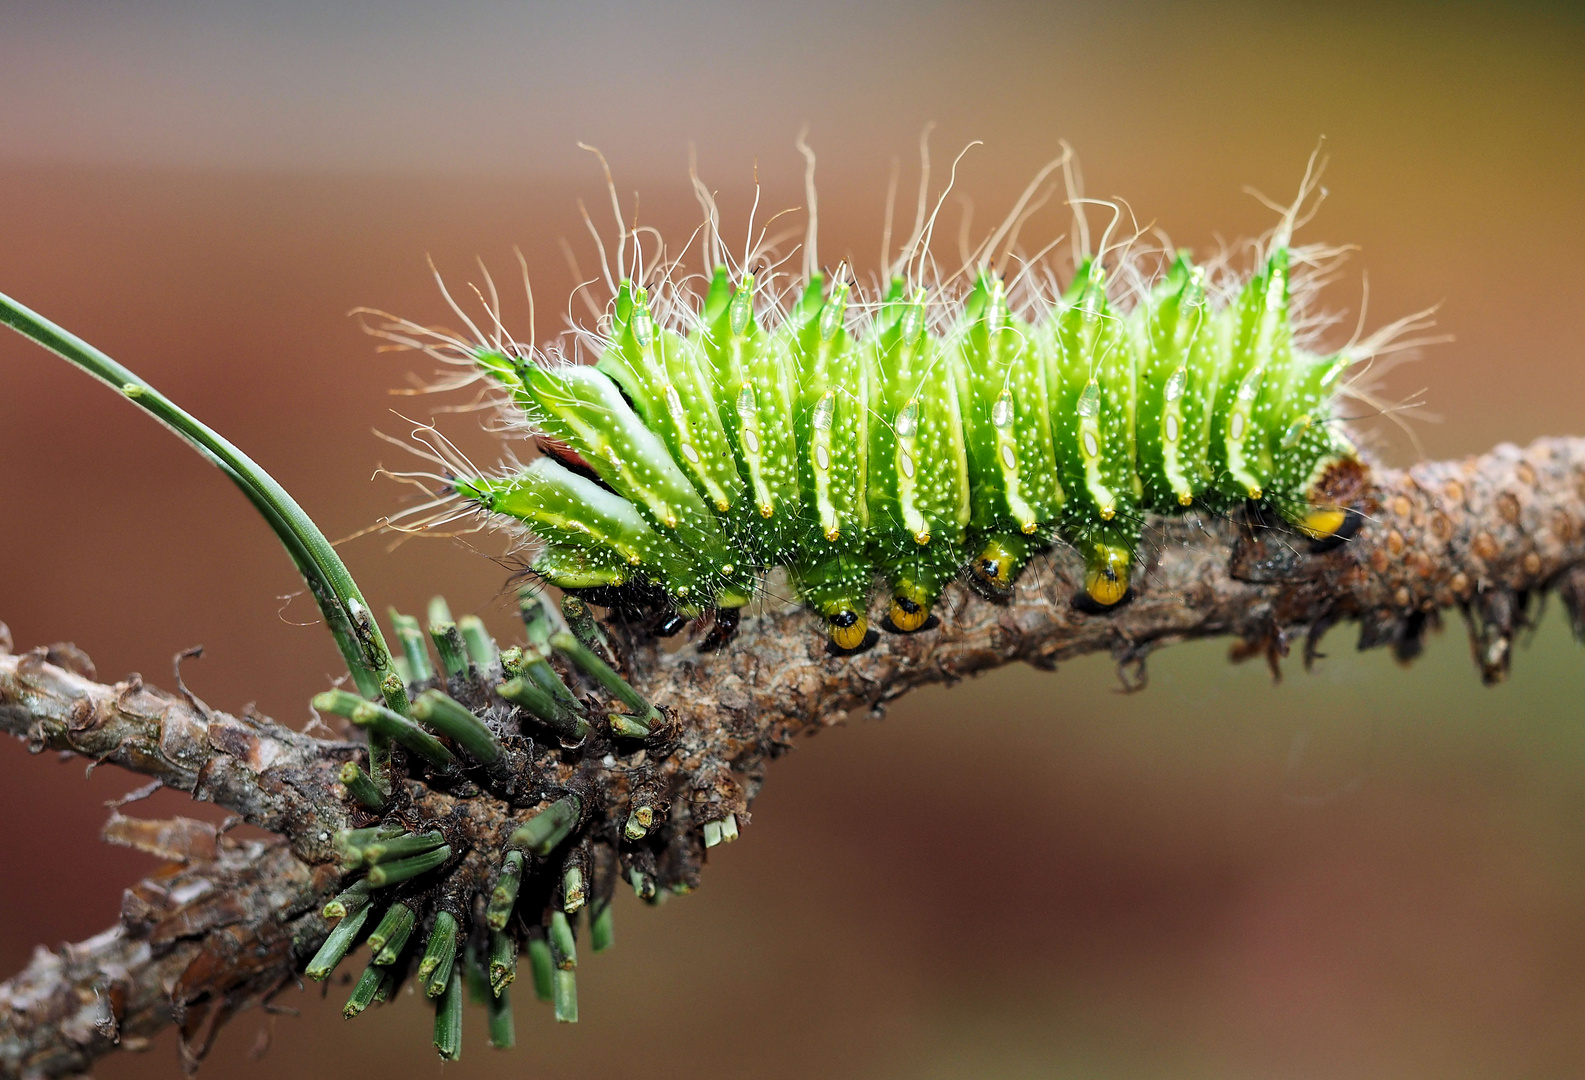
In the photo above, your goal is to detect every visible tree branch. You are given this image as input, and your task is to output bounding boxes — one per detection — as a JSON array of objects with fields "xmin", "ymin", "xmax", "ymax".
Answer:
[
  {"xmin": 0, "ymin": 837, "xmax": 337, "ymax": 1078},
  {"xmin": 634, "ymin": 437, "xmax": 1585, "ymax": 823},
  {"xmin": 0, "ymin": 648, "xmax": 355, "ymax": 863},
  {"xmin": 2, "ymin": 436, "xmax": 1582, "ymax": 1077}
]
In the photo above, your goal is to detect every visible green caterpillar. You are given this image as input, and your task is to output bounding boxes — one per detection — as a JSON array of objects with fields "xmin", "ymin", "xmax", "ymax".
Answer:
[{"xmin": 419, "ymin": 170, "xmax": 1364, "ymax": 653}]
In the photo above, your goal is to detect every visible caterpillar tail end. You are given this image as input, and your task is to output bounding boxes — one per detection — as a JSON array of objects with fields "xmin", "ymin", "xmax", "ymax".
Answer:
[{"xmin": 1080, "ymin": 543, "xmax": 1133, "ymax": 611}]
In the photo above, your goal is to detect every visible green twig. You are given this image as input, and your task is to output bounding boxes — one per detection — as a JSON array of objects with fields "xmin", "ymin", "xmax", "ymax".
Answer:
[{"xmin": 0, "ymin": 290, "xmax": 396, "ymax": 699}]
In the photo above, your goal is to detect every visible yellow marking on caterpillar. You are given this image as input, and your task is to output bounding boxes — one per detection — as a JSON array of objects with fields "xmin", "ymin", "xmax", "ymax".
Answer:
[{"xmin": 1084, "ymin": 544, "xmax": 1131, "ymax": 607}]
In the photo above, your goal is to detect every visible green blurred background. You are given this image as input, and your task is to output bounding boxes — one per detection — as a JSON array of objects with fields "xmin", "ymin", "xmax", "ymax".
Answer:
[{"xmin": 1, "ymin": 2, "xmax": 1583, "ymax": 1076}]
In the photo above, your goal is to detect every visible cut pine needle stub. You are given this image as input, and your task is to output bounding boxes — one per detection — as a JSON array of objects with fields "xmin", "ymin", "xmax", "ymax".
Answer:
[
  {"xmin": 526, "ymin": 933, "xmax": 555, "ymax": 1002},
  {"xmin": 420, "ymin": 911, "xmax": 460, "ymax": 998},
  {"xmin": 553, "ymin": 969, "xmax": 578, "ymax": 1024},
  {"xmin": 548, "ymin": 910, "xmax": 577, "ymax": 971},
  {"xmin": 360, "ymin": 830, "xmax": 446, "ymax": 864},
  {"xmin": 428, "ymin": 612, "xmax": 470, "ymax": 679},
  {"xmin": 458, "ymin": 614, "xmax": 498, "ymax": 668},
  {"xmin": 313, "ymin": 689, "xmax": 456, "ymax": 768},
  {"xmin": 702, "ymin": 813, "xmax": 740, "ymax": 847},
  {"xmin": 590, "ymin": 902, "xmax": 615, "ymax": 953},
  {"xmin": 389, "ymin": 611, "xmax": 436, "ymax": 682},
  {"xmin": 489, "ymin": 930, "xmax": 518, "ymax": 997},
  {"xmin": 338, "ymin": 761, "xmax": 387, "ymax": 810},
  {"xmin": 322, "ymin": 879, "xmax": 373, "ymax": 918},
  {"xmin": 433, "ymin": 966, "xmax": 464, "ymax": 1060},
  {"xmin": 488, "ymin": 985, "xmax": 516, "ymax": 1049},
  {"xmin": 411, "ymin": 689, "xmax": 504, "ymax": 764},
  {"xmin": 368, "ymin": 902, "xmax": 418, "ymax": 963},
  {"xmin": 509, "ymin": 795, "xmax": 582, "ymax": 856},
  {"xmin": 496, "ymin": 674, "xmax": 589, "ymax": 742},
  {"xmin": 486, "ymin": 850, "xmax": 526, "ymax": 930},
  {"xmin": 548, "ymin": 631, "xmax": 659, "ymax": 726},
  {"xmin": 344, "ymin": 963, "xmax": 385, "ymax": 1019},
  {"xmin": 559, "ymin": 596, "xmax": 612, "ymax": 659},
  {"xmin": 307, "ymin": 904, "xmax": 372, "ymax": 981},
  {"xmin": 366, "ymin": 844, "xmax": 453, "ymax": 887},
  {"xmin": 562, "ymin": 863, "xmax": 587, "ymax": 913}
]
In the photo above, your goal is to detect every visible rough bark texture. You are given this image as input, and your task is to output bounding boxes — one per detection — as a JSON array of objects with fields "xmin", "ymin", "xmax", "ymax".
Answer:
[
  {"xmin": 0, "ymin": 839, "xmax": 337, "ymax": 1079},
  {"xmin": 2, "ymin": 436, "xmax": 1583, "ymax": 1078},
  {"xmin": 0, "ymin": 646, "xmax": 356, "ymax": 863}
]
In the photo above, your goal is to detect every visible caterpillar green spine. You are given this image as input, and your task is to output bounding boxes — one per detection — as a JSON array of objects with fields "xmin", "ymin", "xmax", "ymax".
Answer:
[{"xmin": 455, "ymin": 242, "xmax": 1359, "ymax": 651}]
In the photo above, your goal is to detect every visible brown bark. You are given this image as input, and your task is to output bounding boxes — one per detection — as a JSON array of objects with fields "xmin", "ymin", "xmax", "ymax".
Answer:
[
  {"xmin": 2, "ymin": 436, "xmax": 1583, "ymax": 1077},
  {"xmin": 0, "ymin": 646, "xmax": 356, "ymax": 863},
  {"xmin": 0, "ymin": 839, "xmax": 336, "ymax": 1079}
]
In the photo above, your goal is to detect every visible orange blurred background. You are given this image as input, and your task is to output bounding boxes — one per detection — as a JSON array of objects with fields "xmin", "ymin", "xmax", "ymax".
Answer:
[{"xmin": 2, "ymin": 3, "xmax": 1583, "ymax": 1077}]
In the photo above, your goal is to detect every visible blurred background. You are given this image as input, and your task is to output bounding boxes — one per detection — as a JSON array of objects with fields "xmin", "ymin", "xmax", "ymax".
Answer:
[{"xmin": 2, "ymin": 2, "xmax": 1583, "ymax": 1077}]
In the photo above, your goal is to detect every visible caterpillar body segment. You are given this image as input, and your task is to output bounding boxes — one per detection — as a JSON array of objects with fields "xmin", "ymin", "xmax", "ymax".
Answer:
[
  {"xmin": 1209, "ymin": 248, "xmax": 1294, "ymax": 503},
  {"xmin": 505, "ymin": 359, "xmax": 753, "ymax": 612},
  {"xmin": 457, "ymin": 239, "xmax": 1362, "ymax": 650},
  {"xmin": 1134, "ymin": 254, "xmax": 1211, "ymax": 511},
  {"xmin": 1044, "ymin": 260, "xmax": 1145, "ymax": 604},
  {"xmin": 458, "ymin": 458, "xmax": 681, "ymax": 594},
  {"xmin": 696, "ymin": 269, "xmax": 803, "ymax": 560},
  {"xmin": 959, "ymin": 273, "xmax": 1064, "ymax": 534},
  {"xmin": 1273, "ymin": 354, "xmax": 1360, "ymax": 542},
  {"xmin": 957, "ymin": 274, "xmax": 1064, "ymax": 597},
  {"xmin": 866, "ymin": 286, "xmax": 972, "ymax": 632},
  {"xmin": 785, "ymin": 274, "xmax": 879, "ymax": 645},
  {"xmin": 597, "ymin": 283, "xmax": 743, "ymax": 517}
]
